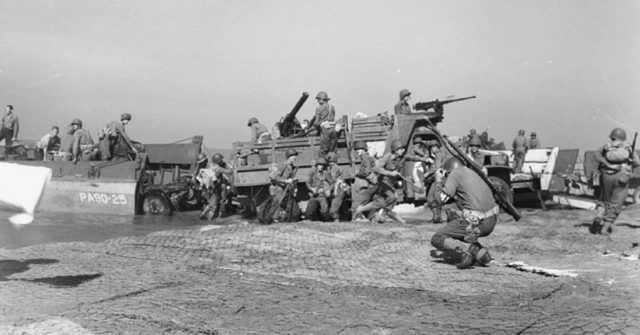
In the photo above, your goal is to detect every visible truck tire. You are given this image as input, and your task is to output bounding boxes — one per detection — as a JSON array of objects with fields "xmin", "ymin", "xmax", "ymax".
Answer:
[
  {"xmin": 488, "ymin": 176, "xmax": 514, "ymax": 210},
  {"xmin": 142, "ymin": 194, "xmax": 172, "ymax": 216}
]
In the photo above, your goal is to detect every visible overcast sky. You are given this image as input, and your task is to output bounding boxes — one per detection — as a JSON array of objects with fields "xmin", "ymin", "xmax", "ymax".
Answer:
[{"xmin": 1, "ymin": 0, "xmax": 639, "ymax": 151}]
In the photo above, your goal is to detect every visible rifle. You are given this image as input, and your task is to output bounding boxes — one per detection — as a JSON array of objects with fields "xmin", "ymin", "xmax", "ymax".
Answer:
[
  {"xmin": 279, "ymin": 92, "xmax": 309, "ymax": 138},
  {"xmin": 413, "ymin": 96, "xmax": 476, "ymax": 123},
  {"xmin": 425, "ymin": 121, "xmax": 522, "ymax": 221},
  {"xmin": 630, "ymin": 132, "xmax": 638, "ymax": 164}
]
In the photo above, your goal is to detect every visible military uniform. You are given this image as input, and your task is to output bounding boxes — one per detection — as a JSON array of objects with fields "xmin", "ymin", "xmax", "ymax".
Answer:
[
  {"xmin": 269, "ymin": 161, "xmax": 297, "ymax": 206},
  {"xmin": 590, "ymin": 128, "xmax": 640, "ymax": 234},
  {"xmin": 305, "ymin": 167, "xmax": 329, "ymax": 221},
  {"xmin": 0, "ymin": 108, "xmax": 19, "ymax": 157},
  {"xmin": 512, "ymin": 130, "xmax": 528, "ymax": 173},
  {"xmin": 394, "ymin": 89, "xmax": 412, "ymax": 115},
  {"xmin": 311, "ymin": 103, "xmax": 337, "ymax": 157},
  {"xmin": 73, "ymin": 128, "xmax": 97, "ymax": 161},
  {"xmin": 199, "ymin": 159, "xmax": 233, "ymax": 220},
  {"xmin": 248, "ymin": 117, "xmax": 272, "ymax": 143},
  {"xmin": 326, "ymin": 158, "xmax": 346, "ymax": 221},
  {"xmin": 372, "ymin": 151, "xmax": 424, "ymax": 212},
  {"xmin": 529, "ymin": 132, "xmax": 540, "ymax": 149},
  {"xmin": 432, "ymin": 159, "xmax": 498, "ymax": 269},
  {"xmin": 99, "ymin": 115, "xmax": 135, "ymax": 161},
  {"xmin": 424, "ymin": 142, "xmax": 444, "ymax": 223}
]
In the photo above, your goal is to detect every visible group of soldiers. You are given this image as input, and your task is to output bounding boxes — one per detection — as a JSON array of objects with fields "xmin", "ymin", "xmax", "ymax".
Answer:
[{"xmin": 0, "ymin": 104, "xmax": 138, "ymax": 162}]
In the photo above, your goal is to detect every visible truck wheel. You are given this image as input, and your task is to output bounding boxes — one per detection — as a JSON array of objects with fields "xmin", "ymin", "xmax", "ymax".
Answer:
[
  {"xmin": 142, "ymin": 194, "xmax": 172, "ymax": 216},
  {"xmin": 633, "ymin": 188, "xmax": 640, "ymax": 204},
  {"xmin": 488, "ymin": 176, "xmax": 514, "ymax": 208}
]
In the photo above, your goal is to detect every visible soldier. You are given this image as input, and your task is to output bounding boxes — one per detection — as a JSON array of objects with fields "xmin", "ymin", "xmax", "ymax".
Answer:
[
  {"xmin": 355, "ymin": 139, "xmax": 431, "ymax": 223},
  {"xmin": 198, "ymin": 153, "xmax": 233, "ymax": 220},
  {"xmin": 70, "ymin": 119, "xmax": 98, "ymax": 162},
  {"xmin": 309, "ymin": 91, "xmax": 337, "ymax": 157},
  {"xmin": 512, "ymin": 129, "xmax": 528, "ymax": 173},
  {"xmin": 247, "ymin": 117, "xmax": 271, "ymax": 144},
  {"xmin": 99, "ymin": 113, "xmax": 138, "ymax": 161},
  {"xmin": 431, "ymin": 157, "xmax": 499, "ymax": 269},
  {"xmin": 351, "ymin": 140, "xmax": 378, "ymax": 221},
  {"xmin": 0, "ymin": 105, "xmax": 19, "ymax": 157},
  {"xmin": 264, "ymin": 148, "xmax": 299, "ymax": 223},
  {"xmin": 467, "ymin": 135, "xmax": 485, "ymax": 167},
  {"xmin": 589, "ymin": 128, "xmax": 640, "ymax": 235},
  {"xmin": 55, "ymin": 125, "xmax": 75, "ymax": 161},
  {"xmin": 305, "ymin": 157, "xmax": 330, "ymax": 221},
  {"xmin": 326, "ymin": 152, "xmax": 346, "ymax": 221},
  {"xmin": 35, "ymin": 126, "xmax": 61, "ymax": 161},
  {"xmin": 424, "ymin": 140, "xmax": 444, "ymax": 223},
  {"xmin": 529, "ymin": 131, "xmax": 540, "ymax": 149},
  {"xmin": 394, "ymin": 89, "xmax": 412, "ymax": 115}
]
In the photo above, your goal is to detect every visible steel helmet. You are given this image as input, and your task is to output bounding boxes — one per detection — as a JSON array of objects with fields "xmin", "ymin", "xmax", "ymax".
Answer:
[
  {"xmin": 315, "ymin": 91, "xmax": 329, "ymax": 101},
  {"xmin": 211, "ymin": 153, "xmax": 224, "ymax": 164},
  {"xmin": 442, "ymin": 157, "xmax": 464, "ymax": 171},
  {"xmin": 71, "ymin": 118, "xmax": 83, "ymax": 127},
  {"xmin": 326, "ymin": 152, "xmax": 338, "ymax": 163},
  {"xmin": 353, "ymin": 140, "xmax": 368, "ymax": 150},
  {"xmin": 468, "ymin": 135, "xmax": 482, "ymax": 146},
  {"xmin": 247, "ymin": 117, "xmax": 259, "ymax": 126},
  {"xmin": 197, "ymin": 153, "xmax": 208, "ymax": 163},
  {"xmin": 315, "ymin": 157, "xmax": 327, "ymax": 166},
  {"xmin": 399, "ymin": 89, "xmax": 411, "ymax": 100},
  {"xmin": 120, "ymin": 113, "xmax": 132, "ymax": 121},
  {"xmin": 390, "ymin": 139, "xmax": 406, "ymax": 152},
  {"xmin": 285, "ymin": 148, "xmax": 299, "ymax": 158},
  {"xmin": 609, "ymin": 127, "xmax": 627, "ymax": 141}
]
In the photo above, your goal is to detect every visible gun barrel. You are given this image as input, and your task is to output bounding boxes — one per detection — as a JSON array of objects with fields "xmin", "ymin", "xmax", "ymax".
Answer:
[
  {"xmin": 442, "ymin": 95, "xmax": 476, "ymax": 105},
  {"xmin": 285, "ymin": 92, "xmax": 309, "ymax": 122}
]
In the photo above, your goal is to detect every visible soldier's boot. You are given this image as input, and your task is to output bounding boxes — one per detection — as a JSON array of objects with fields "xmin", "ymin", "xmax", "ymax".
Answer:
[
  {"xmin": 442, "ymin": 238, "xmax": 474, "ymax": 269},
  {"xmin": 601, "ymin": 221, "xmax": 614, "ymax": 235},
  {"xmin": 353, "ymin": 203, "xmax": 378, "ymax": 222},
  {"xmin": 199, "ymin": 206, "xmax": 211, "ymax": 220},
  {"xmin": 589, "ymin": 217, "xmax": 603, "ymax": 234},
  {"xmin": 386, "ymin": 210, "xmax": 406, "ymax": 224},
  {"xmin": 430, "ymin": 207, "xmax": 443, "ymax": 224},
  {"xmin": 374, "ymin": 209, "xmax": 386, "ymax": 223},
  {"xmin": 469, "ymin": 242, "xmax": 492, "ymax": 266}
]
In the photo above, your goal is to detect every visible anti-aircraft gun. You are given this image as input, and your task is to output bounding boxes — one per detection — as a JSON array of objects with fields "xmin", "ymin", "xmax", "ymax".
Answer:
[
  {"xmin": 278, "ymin": 92, "xmax": 309, "ymax": 138},
  {"xmin": 391, "ymin": 95, "xmax": 521, "ymax": 221}
]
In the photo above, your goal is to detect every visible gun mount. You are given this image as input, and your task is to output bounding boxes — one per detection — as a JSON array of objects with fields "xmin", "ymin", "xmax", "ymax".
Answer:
[{"xmin": 279, "ymin": 92, "xmax": 309, "ymax": 138}]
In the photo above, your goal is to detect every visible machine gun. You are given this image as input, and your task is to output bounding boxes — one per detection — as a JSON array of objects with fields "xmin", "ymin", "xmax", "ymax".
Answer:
[
  {"xmin": 279, "ymin": 92, "xmax": 309, "ymax": 138},
  {"xmin": 413, "ymin": 96, "xmax": 476, "ymax": 123}
]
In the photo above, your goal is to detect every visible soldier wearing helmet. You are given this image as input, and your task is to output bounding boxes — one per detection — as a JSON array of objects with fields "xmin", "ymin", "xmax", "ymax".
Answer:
[
  {"xmin": 264, "ymin": 148, "xmax": 300, "ymax": 223},
  {"xmin": 431, "ymin": 156, "xmax": 499, "ymax": 269},
  {"xmin": 99, "ymin": 113, "xmax": 138, "ymax": 161},
  {"xmin": 247, "ymin": 117, "xmax": 272, "ymax": 144},
  {"xmin": 0, "ymin": 105, "xmax": 19, "ymax": 157},
  {"xmin": 529, "ymin": 131, "xmax": 540, "ymax": 149},
  {"xmin": 70, "ymin": 118, "xmax": 98, "ymax": 162},
  {"xmin": 467, "ymin": 135, "xmax": 485, "ymax": 167},
  {"xmin": 511, "ymin": 129, "xmax": 528, "ymax": 173},
  {"xmin": 55, "ymin": 125, "xmax": 76, "ymax": 161},
  {"xmin": 423, "ymin": 140, "xmax": 445, "ymax": 224},
  {"xmin": 354, "ymin": 139, "xmax": 431, "ymax": 223},
  {"xmin": 351, "ymin": 140, "xmax": 379, "ymax": 221},
  {"xmin": 198, "ymin": 153, "xmax": 233, "ymax": 221},
  {"xmin": 394, "ymin": 89, "xmax": 412, "ymax": 115},
  {"xmin": 590, "ymin": 127, "xmax": 640, "ymax": 235},
  {"xmin": 305, "ymin": 157, "xmax": 330, "ymax": 221},
  {"xmin": 309, "ymin": 91, "xmax": 337, "ymax": 158}
]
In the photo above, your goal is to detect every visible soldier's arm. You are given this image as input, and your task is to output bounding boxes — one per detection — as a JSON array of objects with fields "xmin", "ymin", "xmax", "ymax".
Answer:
[
  {"xmin": 13, "ymin": 117, "xmax": 19, "ymax": 139},
  {"xmin": 372, "ymin": 156, "xmax": 396, "ymax": 176},
  {"xmin": 72, "ymin": 134, "xmax": 81, "ymax": 160},
  {"xmin": 115, "ymin": 123, "xmax": 135, "ymax": 150},
  {"xmin": 329, "ymin": 105, "xmax": 335, "ymax": 122},
  {"xmin": 593, "ymin": 145, "xmax": 610, "ymax": 166}
]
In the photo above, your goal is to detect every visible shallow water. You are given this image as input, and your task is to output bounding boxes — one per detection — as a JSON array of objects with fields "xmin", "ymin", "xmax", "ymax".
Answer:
[{"xmin": 0, "ymin": 210, "xmax": 206, "ymax": 249}]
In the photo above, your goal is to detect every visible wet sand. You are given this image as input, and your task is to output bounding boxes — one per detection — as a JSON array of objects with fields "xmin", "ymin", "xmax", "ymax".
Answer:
[{"xmin": 0, "ymin": 206, "xmax": 639, "ymax": 334}]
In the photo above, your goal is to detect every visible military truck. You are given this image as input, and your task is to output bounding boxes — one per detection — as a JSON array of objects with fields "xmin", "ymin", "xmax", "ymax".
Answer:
[{"xmin": 231, "ymin": 94, "xmax": 520, "ymax": 221}]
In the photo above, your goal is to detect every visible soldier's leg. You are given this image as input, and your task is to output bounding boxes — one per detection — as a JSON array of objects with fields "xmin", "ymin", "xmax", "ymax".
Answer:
[
  {"xmin": 305, "ymin": 197, "xmax": 320, "ymax": 221},
  {"xmin": 99, "ymin": 136, "xmax": 112, "ymax": 161},
  {"xmin": 602, "ymin": 173, "xmax": 629, "ymax": 234},
  {"xmin": 2, "ymin": 129, "xmax": 14, "ymax": 156},
  {"xmin": 426, "ymin": 181, "xmax": 443, "ymax": 223},
  {"xmin": 431, "ymin": 218, "xmax": 475, "ymax": 269},
  {"xmin": 591, "ymin": 173, "xmax": 616, "ymax": 234},
  {"xmin": 329, "ymin": 187, "xmax": 345, "ymax": 221}
]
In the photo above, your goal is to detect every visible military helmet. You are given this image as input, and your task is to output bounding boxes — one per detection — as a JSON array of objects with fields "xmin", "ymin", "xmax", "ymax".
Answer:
[
  {"xmin": 197, "ymin": 153, "xmax": 208, "ymax": 163},
  {"xmin": 71, "ymin": 118, "xmax": 83, "ymax": 127},
  {"xmin": 285, "ymin": 148, "xmax": 299, "ymax": 158},
  {"xmin": 442, "ymin": 157, "xmax": 464, "ymax": 171},
  {"xmin": 468, "ymin": 135, "xmax": 482, "ymax": 146},
  {"xmin": 469, "ymin": 128, "xmax": 477, "ymax": 135},
  {"xmin": 399, "ymin": 89, "xmax": 411, "ymax": 100},
  {"xmin": 247, "ymin": 117, "xmax": 259, "ymax": 126},
  {"xmin": 315, "ymin": 91, "xmax": 329, "ymax": 101},
  {"xmin": 315, "ymin": 157, "xmax": 327, "ymax": 166},
  {"xmin": 211, "ymin": 153, "xmax": 224, "ymax": 164},
  {"xmin": 609, "ymin": 127, "xmax": 626, "ymax": 141},
  {"xmin": 326, "ymin": 152, "xmax": 338, "ymax": 163},
  {"xmin": 353, "ymin": 140, "xmax": 368, "ymax": 151},
  {"xmin": 390, "ymin": 139, "xmax": 406, "ymax": 152},
  {"xmin": 120, "ymin": 113, "xmax": 132, "ymax": 121}
]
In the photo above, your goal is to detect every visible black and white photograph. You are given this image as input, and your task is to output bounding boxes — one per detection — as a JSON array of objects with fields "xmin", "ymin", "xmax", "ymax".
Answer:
[{"xmin": 0, "ymin": 0, "xmax": 639, "ymax": 333}]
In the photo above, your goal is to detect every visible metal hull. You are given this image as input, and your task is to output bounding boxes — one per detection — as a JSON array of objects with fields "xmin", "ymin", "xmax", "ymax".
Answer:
[{"xmin": 37, "ymin": 179, "xmax": 138, "ymax": 215}]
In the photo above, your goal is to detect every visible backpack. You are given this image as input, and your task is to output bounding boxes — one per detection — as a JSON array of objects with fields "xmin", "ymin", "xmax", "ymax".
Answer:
[{"xmin": 604, "ymin": 141, "xmax": 631, "ymax": 164}]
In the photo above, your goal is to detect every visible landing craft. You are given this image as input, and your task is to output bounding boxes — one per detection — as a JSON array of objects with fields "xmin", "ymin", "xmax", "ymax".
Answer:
[{"xmin": 0, "ymin": 162, "xmax": 51, "ymax": 224}]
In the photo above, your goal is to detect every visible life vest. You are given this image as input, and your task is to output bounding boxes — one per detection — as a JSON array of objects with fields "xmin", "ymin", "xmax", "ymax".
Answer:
[{"xmin": 603, "ymin": 141, "xmax": 631, "ymax": 164}]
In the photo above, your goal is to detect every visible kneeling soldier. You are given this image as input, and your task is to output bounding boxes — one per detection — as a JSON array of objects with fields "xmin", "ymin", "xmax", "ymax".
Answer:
[
  {"xmin": 305, "ymin": 157, "xmax": 330, "ymax": 221},
  {"xmin": 431, "ymin": 157, "xmax": 499, "ymax": 269},
  {"xmin": 199, "ymin": 153, "xmax": 233, "ymax": 220}
]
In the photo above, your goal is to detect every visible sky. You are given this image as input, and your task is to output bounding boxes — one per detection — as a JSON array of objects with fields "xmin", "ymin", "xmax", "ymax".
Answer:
[{"xmin": 1, "ymin": 0, "xmax": 639, "ymax": 151}]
